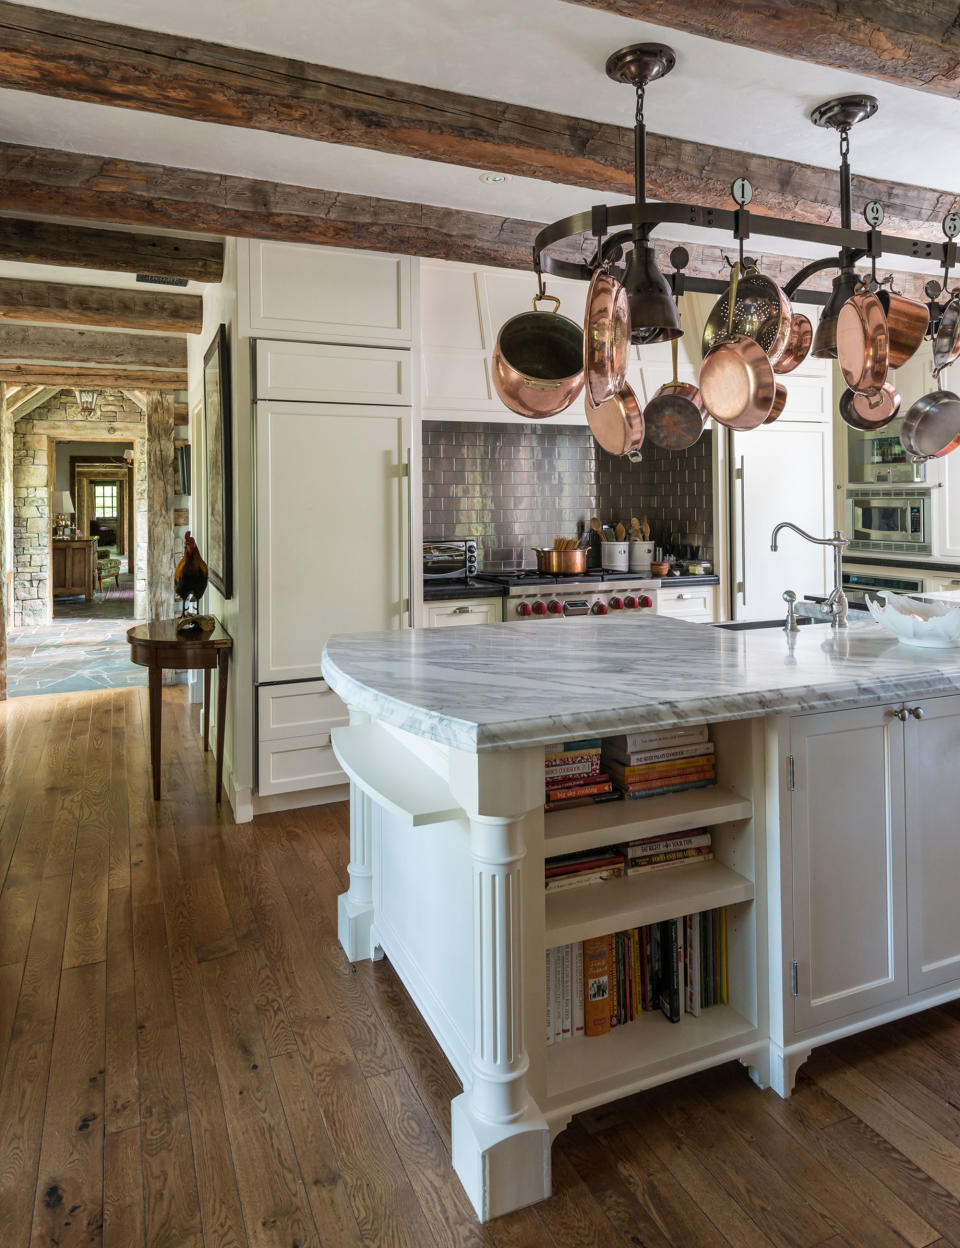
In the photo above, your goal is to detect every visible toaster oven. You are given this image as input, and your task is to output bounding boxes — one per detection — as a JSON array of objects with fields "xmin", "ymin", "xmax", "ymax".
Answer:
[{"xmin": 423, "ymin": 539, "xmax": 478, "ymax": 581}]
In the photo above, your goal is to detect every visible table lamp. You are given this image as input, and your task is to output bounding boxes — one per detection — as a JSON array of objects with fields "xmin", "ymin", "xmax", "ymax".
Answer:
[{"xmin": 51, "ymin": 490, "xmax": 75, "ymax": 538}]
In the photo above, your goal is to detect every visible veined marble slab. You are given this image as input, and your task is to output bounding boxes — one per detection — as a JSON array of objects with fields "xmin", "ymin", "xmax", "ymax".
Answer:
[{"xmin": 322, "ymin": 615, "xmax": 960, "ymax": 752}]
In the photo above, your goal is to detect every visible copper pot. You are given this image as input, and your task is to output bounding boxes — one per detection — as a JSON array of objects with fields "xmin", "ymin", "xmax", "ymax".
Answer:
[
  {"xmin": 837, "ymin": 285, "xmax": 888, "ymax": 395},
  {"xmin": 492, "ymin": 293, "xmax": 584, "ymax": 419},
  {"xmin": 531, "ymin": 546, "xmax": 588, "ymax": 575},
  {"xmin": 839, "ymin": 384, "xmax": 900, "ymax": 431},
  {"xmin": 583, "ymin": 268, "xmax": 631, "ymax": 407},
  {"xmin": 877, "ymin": 290, "xmax": 929, "ymax": 369},
  {"xmin": 933, "ymin": 291, "xmax": 960, "ymax": 376},
  {"xmin": 773, "ymin": 312, "xmax": 812, "ymax": 375},
  {"xmin": 699, "ymin": 263, "xmax": 776, "ymax": 430},
  {"xmin": 763, "ymin": 383, "xmax": 789, "ymax": 424},
  {"xmin": 644, "ymin": 337, "xmax": 707, "ymax": 449},
  {"xmin": 586, "ymin": 380, "xmax": 645, "ymax": 458}
]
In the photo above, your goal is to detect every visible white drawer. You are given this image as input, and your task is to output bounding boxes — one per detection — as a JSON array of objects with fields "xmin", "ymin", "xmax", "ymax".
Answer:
[
  {"xmin": 658, "ymin": 585, "xmax": 717, "ymax": 621},
  {"xmin": 257, "ymin": 680, "xmax": 349, "ymax": 742},
  {"xmin": 257, "ymin": 735, "xmax": 345, "ymax": 796},
  {"xmin": 256, "ymin": 340, "xmax": 410, "ymax": 404},
  {"xmin": 422, "ymin": 597, "xmax": 503, "ymax": 627}
]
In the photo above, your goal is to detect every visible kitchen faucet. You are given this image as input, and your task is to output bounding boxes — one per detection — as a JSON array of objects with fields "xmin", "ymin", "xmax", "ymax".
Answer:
[{"xmin": 770, "ymin": 522, "xmax": 849, "ymax": 630}]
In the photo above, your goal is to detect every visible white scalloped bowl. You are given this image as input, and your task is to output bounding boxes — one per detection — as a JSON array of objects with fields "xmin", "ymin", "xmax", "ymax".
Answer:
[{"xmin": 866, "ymin": 590, "xmax": 960, "ymax": 648}]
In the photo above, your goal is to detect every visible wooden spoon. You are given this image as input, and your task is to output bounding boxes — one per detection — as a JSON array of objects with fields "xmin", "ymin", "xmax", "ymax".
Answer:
[
  {"xmin": 615, "ymin": 523, "xmax": 626, "ymax": 542},
  {"xmin": 590, "ymin": 517, "xmax": 606, "ymax": 542}
]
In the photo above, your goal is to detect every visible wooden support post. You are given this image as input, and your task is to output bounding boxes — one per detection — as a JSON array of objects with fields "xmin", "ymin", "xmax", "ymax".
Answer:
[{"xmin": 146, "ymin": 392, "xmax": 175, "ymax": 623}]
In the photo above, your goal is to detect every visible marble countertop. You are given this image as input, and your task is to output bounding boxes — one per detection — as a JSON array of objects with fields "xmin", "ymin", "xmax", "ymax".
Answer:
[{"xmin": 322, "ymin": 614, "xmax": 960, "ymax": 753}]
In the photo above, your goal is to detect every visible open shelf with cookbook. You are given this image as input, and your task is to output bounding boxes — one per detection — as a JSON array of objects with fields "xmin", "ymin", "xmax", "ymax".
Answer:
[{"xmin": 536, "ymin": 716, "xmax": 767, "ymax": 1127}]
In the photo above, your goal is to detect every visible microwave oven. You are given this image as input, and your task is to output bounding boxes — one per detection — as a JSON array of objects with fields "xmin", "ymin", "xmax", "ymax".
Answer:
[
  {"xmin": 423, "ymin": 539, "xmax": 478, "ymax": 581},
  {"xmin": 846, "ymin": 489, "xmax": 931, "ymax": 556}
]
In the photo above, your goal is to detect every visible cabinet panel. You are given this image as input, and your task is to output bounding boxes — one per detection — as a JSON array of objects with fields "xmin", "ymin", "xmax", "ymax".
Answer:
[
  {"xmin": 257, "ymin": 680, "xmax": 348, "ymax": 741},
  {"xmin": 904, "ymin": 694, "xmax": 960, "ymax": 993},
  {"xmin": 256, "ymin": 341, "xmax": 410, "ymax": 404},
  {"xmin": 421, "ymin": 263, "xmax": 485, "ymax": 350},
  {"xmin": 422, "ymin": 598, "xmax": 503, "ymax": 627},
  {"xmin": 241, "ymin": 240, "xmax": 412, "ymax": 344},
  {"xmin": 791, "ymin": 704, "xmax": 906, "ymax": 1032},
  {"xmin": 256, "ymin": 402, "xmax": 408, "ymax": 683},
  {"xmin": 258, "ymin": 736, "xmax": 344, "ymax": 796},
  {"xmin": 657, "ymin": 585, "xmax": 717, "ymax": 622}
]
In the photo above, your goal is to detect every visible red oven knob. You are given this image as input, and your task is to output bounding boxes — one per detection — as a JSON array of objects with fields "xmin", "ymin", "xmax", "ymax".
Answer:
[
  {"xmin": 624, "ymin": 595, "xmax": 639, "ymax": 609},
  {"xmin": 639, "ymin": 594, "xmax": 654, "ymax": 609},
  {"xmin": 592, "ymin": 601, "xmax": 608, "ymax": 615},
  {"xmin": 548, "ymin": 600, "xmax": 563, "ymax": 614},
  {"xmin": 517, "ymin": 602, "xmax": 533, "ymax": 617},
  {"xmin": 608, "ymin": 596, "xmax": 624, "ymax": 610},
  {"xmin": 533, "ymin": 600, "xmax": 548, "ymax": 615}
]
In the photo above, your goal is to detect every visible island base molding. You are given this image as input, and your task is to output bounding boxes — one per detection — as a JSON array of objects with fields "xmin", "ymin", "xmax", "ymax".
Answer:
[{"xmin": 451, "ymin": 1095, "xmax": 551, "ymax": 1222}]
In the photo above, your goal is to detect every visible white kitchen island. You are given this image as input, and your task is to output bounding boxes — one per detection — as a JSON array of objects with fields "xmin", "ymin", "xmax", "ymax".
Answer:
[{"xmin": 322, "ymin": 614, "xmax": 960, "ymax": 1221}]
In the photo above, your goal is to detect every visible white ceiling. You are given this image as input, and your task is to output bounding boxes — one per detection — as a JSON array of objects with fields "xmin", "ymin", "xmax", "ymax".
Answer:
[{"xmin": 1, "ymin": 0, "xmax": 957, "ymax": 284}]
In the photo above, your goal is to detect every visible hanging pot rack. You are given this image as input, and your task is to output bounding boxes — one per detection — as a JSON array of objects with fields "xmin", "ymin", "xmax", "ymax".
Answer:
[{"xmin": 531, "ymin": 43, "xmax": 960, "ymax": 313}]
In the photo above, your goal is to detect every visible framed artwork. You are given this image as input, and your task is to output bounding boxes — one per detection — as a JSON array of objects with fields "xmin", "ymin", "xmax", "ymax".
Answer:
[{"xmin": 203, "ymin": 324, "xmax": 233, "ymax": 598}]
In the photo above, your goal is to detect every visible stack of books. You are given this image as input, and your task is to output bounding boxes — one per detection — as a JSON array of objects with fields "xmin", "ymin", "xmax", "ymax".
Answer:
[
  {"xmin": 601, "ymin": 724, "xmax": 717, "ymax": 800},
  {"xmin": 546, "ymin": 907, "xmax": 728, "ymax": 1041},
  {"xmin": 624, "ymin": 828, "xmax": 713, "ymax": 875},
  {"xmin": 545, "ymin": 845, "xmax": 625, "ymax": 893},
  {"xmin": 544, "ymin": 738, "xmax": 616, "ymax": 812}
]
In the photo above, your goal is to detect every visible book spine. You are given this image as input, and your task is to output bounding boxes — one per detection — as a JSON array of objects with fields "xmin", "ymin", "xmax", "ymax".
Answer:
[
  {"xmin": 544, "ymin": 781, "xmax": 613, "ymax": 801},
  {"xmin": 552, "ymin": 945, "xmax": 563, "ymax": 1044},
  {"xmin": 573, "ymin": 943, "xmax": 584, "ymax": 1038},
  {"xmin": 606, "ymin": 724, "xmax": 708, "ymax": 752},
  {"xmin": 659, "ymin": 919, "xmax": 681, "ymax": 1024},
  {"xmin": 545, "ymin": 949, "xmax": 553, "ymax": 1046},
  {"xmin": 583, "ymin": 934, "xmax": 613, "ymax": 1037},
  {"xmin": 689, "ymin": 914, "xmax": 701, "ymax": 1017},
  {"xmin": 615, "ymin": 768, "xmax": 716, "ymax": 793},
  {"xmin": 627, "ymin": 832, "xmax": 712, "ymax": 858},
  {"xmin": 626, "ymin": 852, "xmax": 714, "ymax": 877},
  {"xmin": 561, "ymin": 945, "xmax": 572, "ymax": 1041},
  {"xmin": 544, "ymin": 759, "xmax": 600, "ymax": 779},
  {"xmin": 720, "ymin": 908, "xmax": 728, "ymax": 1005},
  {"xmin": 620, "ymin": 778, "xmax": 717, "ymax": 800},
  {"xmin": 605, "ymin": 741, "xmax": 716, "ymax": 768},
  {"xmin": 545, "ymin": 770, "xmax": 610, "ymax": 792},
  {"xmin": 545, "ymin": 866, "xmax": 625, "ymax": 892},
  {"xmin": 545, "ymin": 748, "xmax": 601, "ymax": 767}
]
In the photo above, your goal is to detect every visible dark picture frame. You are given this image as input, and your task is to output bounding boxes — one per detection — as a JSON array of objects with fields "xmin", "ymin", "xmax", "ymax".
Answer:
[{"xmin": 203, "ymin": 323, "xmax": 233, "ymax": 598}]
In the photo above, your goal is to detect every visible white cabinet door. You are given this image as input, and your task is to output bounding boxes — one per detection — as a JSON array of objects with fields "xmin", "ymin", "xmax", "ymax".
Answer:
[
  {"xmin": 732, "ymin": 421, "xmax": 832, "ymax": 621},
  {"xmin": 257, "ymin": 679, "xmax": 349, "ymax": 795},
  {"xmin": 256, "ymin": 341, "xmax": 410, "ymax": 405},
  {"xmin": 790, "ymin": 704, "xmax": 907, "ymax": 1032},
  {"xmin": 240, "ymin": 240, "xmax": 412, "ymax": 345},
  {"xmin": 656, "ymin": 585, "xmax": 717, "ymax": 622},
  {"xmin": 904, "ymin": 693, "xmax": 960, "ymax": 994},
  {"xmin": 256, "ymin": 402, "xmax": 409, "ymax": 683},
  {"xmin": 422, "ymin": 597, "xmax": 503, "ymax": 627}
]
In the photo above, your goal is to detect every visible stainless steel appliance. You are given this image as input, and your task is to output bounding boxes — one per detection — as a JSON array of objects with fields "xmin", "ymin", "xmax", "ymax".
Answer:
[
  {"xmin": 477, "ymin": 569, "xmax": 660, "ymax": 619},
  {"xmin": 841, "ymin": 568, "xmax": 926, "ymax": 607},
  {"xmin": 846, "ymin": 488, "xmax": 931, "ymax": 556},
  {"xmin": 423, "ymin": 538, "xmax": 478, "ymax": 581}
]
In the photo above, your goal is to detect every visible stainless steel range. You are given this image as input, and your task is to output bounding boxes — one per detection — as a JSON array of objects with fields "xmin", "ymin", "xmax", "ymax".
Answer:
[{"xmin": 476, "ymin": 570, "xmax": 660, "ymax": 620}]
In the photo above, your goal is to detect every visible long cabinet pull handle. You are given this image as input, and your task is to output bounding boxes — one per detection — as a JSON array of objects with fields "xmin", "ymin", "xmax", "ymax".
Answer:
[{"xmin": 739, "ymin": 454, "xmax": 747, "ymax": 607}]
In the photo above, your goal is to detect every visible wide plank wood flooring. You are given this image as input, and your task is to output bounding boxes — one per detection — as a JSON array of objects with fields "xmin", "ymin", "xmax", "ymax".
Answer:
[{"xmin": 2, "ymin": 684, "xmax": 960, "ymax": 1246}]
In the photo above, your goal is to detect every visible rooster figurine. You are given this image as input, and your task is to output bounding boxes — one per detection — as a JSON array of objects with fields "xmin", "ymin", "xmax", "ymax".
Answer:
[{"xmin": 174, "ymin": 531, "xmax": 213, "ymax": 632}]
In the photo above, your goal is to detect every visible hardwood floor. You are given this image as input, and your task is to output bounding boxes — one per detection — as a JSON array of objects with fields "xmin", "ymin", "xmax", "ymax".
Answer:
[{"xmin": 3, "ymin": 684, "xmax": 960, "ymax": 1247}]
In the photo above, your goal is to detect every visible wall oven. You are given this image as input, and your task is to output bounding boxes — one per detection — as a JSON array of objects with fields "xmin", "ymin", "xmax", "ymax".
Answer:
[
  {"xmin": 846, "ymin": 488, "xmax": 931, "ymax": 556},
  {"xmin": 842, "ymin": 569, "xmax": 926, "ymax": 607}
]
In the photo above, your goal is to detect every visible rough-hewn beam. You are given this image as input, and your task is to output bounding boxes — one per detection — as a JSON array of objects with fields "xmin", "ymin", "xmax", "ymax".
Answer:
[
  {"xmin": 0, "ymin": 3, "xmax": 958, "ymax": 223},
  {"xmin": 0, "ymin": 366, "xmax": 186, "ymax": 390},
  {"xmin": 563, "ymin": 0, "xmax": 960, "ymax": 100},
  {"xmin": 0, "ymin": 217, "xmax": 223, "ymax": 282},
  {"xmin": 0, "ymin": 276, "xmax": 203, "ymax": 333},
  {"xmin": 0, "ymin": 325, "xmax": 186, "ymax": 371},
  {"xmin": 0, "ymin": 142, "xmax": 938, "ymax": 299}
]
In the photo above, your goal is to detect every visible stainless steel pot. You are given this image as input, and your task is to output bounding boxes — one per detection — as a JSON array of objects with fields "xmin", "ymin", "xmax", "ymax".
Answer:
[
  {"xmin": 492, "ymin": 293, "xmax": 585, "ymax": 419},
  {"xmin": 900, "ymin": 389, "xmax": 960, "ymax": 462}
]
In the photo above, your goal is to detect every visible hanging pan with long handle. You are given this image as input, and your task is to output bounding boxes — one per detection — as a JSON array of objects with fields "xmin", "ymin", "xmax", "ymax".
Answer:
[
  {"xmin": 836, "ymin": 279, "xmax": 889, "ymax": 396},
  {"xmin": 583, "ymin": 266, "xmax": 631, "ymax": 407},
  {"xmin": 643, "ymin": 336, "xmax": 708, "ymax": 449},
  {"xmin": 586, "ymin": 381, "xmax": 646, "ymax": 459},
  {"xmin": 900, "ymin": 388, "xmax": 960, "ymax": 462},
  {"xmin": 699, "ymin": 262, "xmax": 776, "ymax": 429}
]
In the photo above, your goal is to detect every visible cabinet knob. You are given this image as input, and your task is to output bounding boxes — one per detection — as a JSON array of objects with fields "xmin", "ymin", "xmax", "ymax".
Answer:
[
  {"xmin": 909, "ymin": 706, "xmax": 925, "ymax": 719},
  {"xmin": 892, "ymin": 708, "xmax": 909, "ymax": 721},
  {"xmin": 453, "ymin": 605, "xmax": 471, "ymax": 614}
]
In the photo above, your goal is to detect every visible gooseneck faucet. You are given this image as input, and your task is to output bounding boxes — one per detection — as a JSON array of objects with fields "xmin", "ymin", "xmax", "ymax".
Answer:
[{"xmin": 770, "ymin": 522, "xmax": 849, "ymax": 629}]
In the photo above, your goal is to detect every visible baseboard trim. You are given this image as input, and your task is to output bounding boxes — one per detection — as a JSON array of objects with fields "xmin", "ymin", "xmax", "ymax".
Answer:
[{"xmin": 251, "ymin": 783, "xmax": 350, "ymax": 816}]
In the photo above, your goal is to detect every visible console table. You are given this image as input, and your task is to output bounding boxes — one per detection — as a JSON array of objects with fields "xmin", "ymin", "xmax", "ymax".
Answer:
[
  {"xmin": 52, "ymin": 537, "xmax": 97, "ymax": 599},
  {"xmin": 126, "ymin": 618, "xmax": 232, "ymax": 803}
]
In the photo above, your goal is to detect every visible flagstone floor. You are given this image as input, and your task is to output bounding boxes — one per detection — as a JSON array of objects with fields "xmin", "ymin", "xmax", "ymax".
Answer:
[{"xmin": 6, "ymin": 616, "xmax": 149, "ymax": 697}]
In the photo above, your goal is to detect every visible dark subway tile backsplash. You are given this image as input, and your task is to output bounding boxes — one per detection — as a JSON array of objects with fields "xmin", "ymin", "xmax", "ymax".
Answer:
[{"xmin": 422, "ymin": 420, "xmax": 713, "ymax": 571}]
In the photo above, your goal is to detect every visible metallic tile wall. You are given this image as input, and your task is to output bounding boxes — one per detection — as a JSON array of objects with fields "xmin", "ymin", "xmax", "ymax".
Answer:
[{"xmin": 422, "ymin": 420, "xmax": 714, "ymax": 570}]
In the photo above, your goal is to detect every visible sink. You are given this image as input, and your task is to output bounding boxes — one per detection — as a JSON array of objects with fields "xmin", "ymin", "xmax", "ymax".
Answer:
[{"xmin": 715, "ymin": 618, "xmax": 831, "ymax": 631}]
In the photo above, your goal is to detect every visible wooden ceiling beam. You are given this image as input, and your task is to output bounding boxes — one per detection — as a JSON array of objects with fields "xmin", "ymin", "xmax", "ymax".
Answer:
[
  {"xmin": 0, "ymin": 216, "xmax": 223, "ymax": 282},
  {"xmin": 0, "ymin": 142, "xmax": 936, "ymax": 300},
  {"xmin": 0, "ymin": 276, "xmax": 203, "ymax": 333},
  {"xmin": 0, "ymin": 3, "xmax": 958, "ymax": 232},
  {"xmin": 562, "ymin": 0, "xmax": 960, "ymax": 100},
  {"xmin": 0, "ymin": 325, "xmax": 186, "ymax": 370},
  {"xmin": 0, "ymin": 367, "xmax": 185, "ymax": 391}
]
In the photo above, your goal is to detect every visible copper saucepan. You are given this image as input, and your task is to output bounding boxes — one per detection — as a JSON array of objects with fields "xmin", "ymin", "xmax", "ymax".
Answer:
[
  {"xmin": 837, "ymin": 283, "xmax": 888, "ymax": 396},
  {"xmin": 492, "ymin": 292, "xmax": 584, "ymax": 419},
  {"xmin": 644, "ymin": 337, "xmax": 707, "ymax": 449},
  {"xmin": 838, "ymin": 384, "xmax": 900, "ymax": 431},
  {"xmin": 699, "ymin": 263, "xmax": 776, "ymax": 429},
  {"xmin": 586, "ymin": 380, "xmax": 645, "ymax": 459},
  {"xmin": 531, "ymin": 546, "xmax": 588, "ymax": 575},
  {"xmin": 583, "ymin": 267, "xmax": 631, "ymax": 407},
  {"xmin": 773, "ymin": 311, "xmax": 812, "ymax": 375},
  {"xmin": 877, "ymin": 289, "xmax": 929, "ymax": 369},
  {"xmin": 763, "ymin": 384, "xmax": 789, "ymax": 424}
]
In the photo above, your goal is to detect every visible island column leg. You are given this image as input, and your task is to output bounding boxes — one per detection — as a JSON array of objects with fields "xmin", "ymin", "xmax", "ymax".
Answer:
[
  {"xmin": 337, "ymin": 708, "xmax": 382, "ymax": 963},
  {"xmin": 452, "ymin": 811, "xmax": 550, "ymax": 1221}
]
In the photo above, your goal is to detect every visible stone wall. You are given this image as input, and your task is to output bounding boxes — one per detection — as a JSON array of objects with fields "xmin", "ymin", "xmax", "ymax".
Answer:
[{"xmin": 12, "ymin": 389, "xmax": 147, "ymax": 625}]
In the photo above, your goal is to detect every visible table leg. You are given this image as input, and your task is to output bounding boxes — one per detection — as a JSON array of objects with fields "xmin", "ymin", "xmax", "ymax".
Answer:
[
  {"xmin": 215, "ymin": 650, "xmax": 229, "ymax": 804},
  {"xmin": 148, "ymin": 664, "xmax": 162, "ymax": 801},
  {"xmin": 203, "ymin": 668, "xmax": 211, "ymax": 752}
]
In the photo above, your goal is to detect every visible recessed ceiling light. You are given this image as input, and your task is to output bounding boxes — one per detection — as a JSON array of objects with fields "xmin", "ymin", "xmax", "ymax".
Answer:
[{"xmin": 479, "ymin": 172, "xmax": 510, "ymax": 184}]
